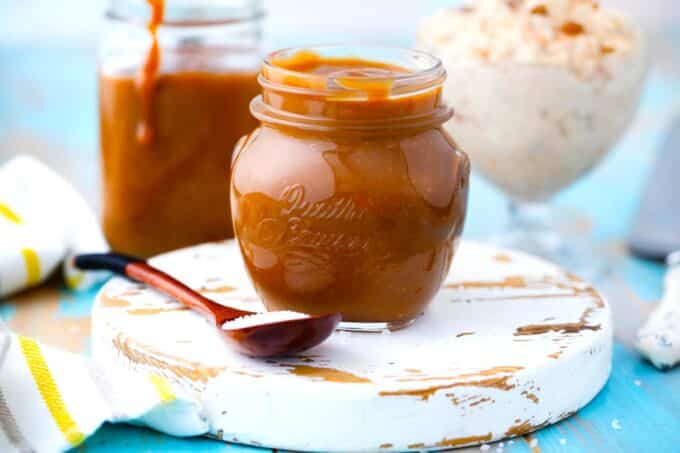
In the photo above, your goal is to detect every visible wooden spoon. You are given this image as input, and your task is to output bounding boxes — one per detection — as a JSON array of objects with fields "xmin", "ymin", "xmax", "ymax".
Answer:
[{"xmin": 74, "ymin": 253, "xmax": 341, "ymax": 357}]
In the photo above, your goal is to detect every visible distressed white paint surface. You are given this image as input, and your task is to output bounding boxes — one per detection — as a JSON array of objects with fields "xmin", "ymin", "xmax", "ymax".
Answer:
[{"xmin": 93, "ymin": 240, "xmax": 611, "ymax": 452}]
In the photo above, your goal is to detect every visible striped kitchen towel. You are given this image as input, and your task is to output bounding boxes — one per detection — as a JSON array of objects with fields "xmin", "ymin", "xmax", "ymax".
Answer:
[
  {"xmin": 0, "ymin": 319, "xmax": 209, "ymax": 453},
  {"xmin": 0, "ymin": 155, "xmax": 108, "ymax": 297}
]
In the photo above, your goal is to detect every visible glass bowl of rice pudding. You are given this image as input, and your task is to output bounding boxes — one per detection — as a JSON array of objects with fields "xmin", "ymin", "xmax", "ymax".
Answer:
[{"xmin": 419, "ymin": 0, "xmax": 647, "ymax": 274}]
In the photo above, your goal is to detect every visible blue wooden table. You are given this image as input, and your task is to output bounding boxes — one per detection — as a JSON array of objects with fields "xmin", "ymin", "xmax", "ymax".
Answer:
[{"xmin": 1, "ymin": 24, "xmax": 680, "ymax": 453}]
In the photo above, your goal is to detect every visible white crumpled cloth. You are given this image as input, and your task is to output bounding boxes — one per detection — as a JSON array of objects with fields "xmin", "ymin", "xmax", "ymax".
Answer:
[
  {"xmin": 0, "ymin": 155, "xmax": 108, "ymax": 297},
  {"xmin": 0, "ymin": 320, "xmax": 209, "ymax": 453},
  {"xmin": 0, "ymin": 156, "xmax": 211, "ymax": 451},
  {"xmin": 636, "ymin": 253, "xmax": 680, "ymax": 370}
]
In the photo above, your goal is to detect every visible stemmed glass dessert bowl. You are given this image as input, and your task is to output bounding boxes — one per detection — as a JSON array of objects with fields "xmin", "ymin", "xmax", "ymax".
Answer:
[{"xmin": 420, "ymin": 1, "xmax": 647, "ymax": 275}]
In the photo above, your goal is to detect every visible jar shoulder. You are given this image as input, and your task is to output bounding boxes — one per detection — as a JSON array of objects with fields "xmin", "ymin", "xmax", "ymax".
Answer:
[{"xmin": 231, "ymin": 126, "xmax": 470, "ymax": 211}]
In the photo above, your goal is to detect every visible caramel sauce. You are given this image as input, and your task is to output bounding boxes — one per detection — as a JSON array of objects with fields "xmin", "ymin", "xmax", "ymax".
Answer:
[
  {"xmin": 381, "ymin": 366, "xmax": 523, "ymax": 400},
  {"xmin": 493, "ymin": 253, "xmax": 513, "ymax": 263},
  {"xmin": 283, "ymin": 365, "xmax": 372, "ymax": 383},
  {"xmin": 127, "ymin": 306, "xmax": 190, "ymax": 316},
  {"xmin": 6, "ymin": 284, "xmax": 90, "ymax": 353},
  {"xmin": 514, "ymin": 307, "xmax": 601, "ymax": 336},
  {"xmin": 99, "ymin": 294, "xmax": 132, "ymax": 308},
  {"xmin": 530, "ymin": 5, "xmax": 549, "ymax": 15},
  {"xmin": 456, "ymin": 331, "xmax": 475, "ymax": 338},
  {"xmin": 446, "ymin": 276, "xmax": 528, "ymax": 290},
  {"xmin": 100, "ymin": 1, "xmax": 260, "ymax": 257},
  {"xmin": 137, "ymin": 0, "xmax": 164, "ymax": 145},
  {"xmin": 233, "ymin": 51, "xmax": 469, "ymax": 322},
  {"xmin": 406, "ymin": 433, "xmax": 494, "ymax": 449},
  {"xmin": 100, "ymin": 71, "xmax": 259, "ymax": 257},
  {"xmin": 113, "ymin": 336, "xmax": 223, "ymax": 384},
  {"xmin": 469, "ymin": 397, "xmax": 492, "ymax": 407},
  {"xmin": 514, "ymin": 323, "xmax": 600, "ymax": 335},
  {"xmin": 262, "ymin": 51, "xmax": 445, "ymax": 120},
  {"xmin": 198, "ymin": 285, "xmax": 238, "ymax": 294},
  {"xmin": 521, "ymin": 390, "xmax": 540, "ymax": 404},
  {"xmin": 561, "ymin": 21, "xmax": 585, "ymax": 36},
  {"xmin": 601, "ymin": 45, "xmax": 615, "ymax": 55},
  {"xmin": 437, "ymin": 433, "xmax": 493, "ymax": 447},
  {"xmin": 505, "ymin": 420, "xmax": 536, "ymax": 437}
]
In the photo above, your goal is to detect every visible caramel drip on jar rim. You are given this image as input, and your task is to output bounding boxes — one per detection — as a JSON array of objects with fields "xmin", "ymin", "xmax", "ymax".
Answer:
[{"xmin": 137, "ymin": 0, "xmax": 164, "ymax": 145}]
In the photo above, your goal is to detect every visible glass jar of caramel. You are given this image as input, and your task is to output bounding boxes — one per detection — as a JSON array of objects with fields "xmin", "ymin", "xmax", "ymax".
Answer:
[
  {"xmin": 231, "ymin": 46, "xmax": 470, "ymax": 331},
  {"xmin": 99, "ymin": 0, "xmax": 263, "ymax": 257}
]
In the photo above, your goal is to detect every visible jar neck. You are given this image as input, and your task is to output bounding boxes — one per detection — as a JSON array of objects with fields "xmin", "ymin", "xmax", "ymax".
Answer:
[
  {"xmin": 251, "ymin": 47, "xmax": 453, "ymax": 132},
  {"xmin": 106, "ymin": 0, "xmax": 264, "ymax": 27},
  {"xmin": 101, "ymin": 0, "xmax": 263, "ymax": 76}
]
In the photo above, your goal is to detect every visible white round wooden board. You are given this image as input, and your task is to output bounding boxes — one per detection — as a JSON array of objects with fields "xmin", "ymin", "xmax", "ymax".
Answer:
[{"xmin": 92, "ymin": 240, "xmax": 611, "ymax": 452}]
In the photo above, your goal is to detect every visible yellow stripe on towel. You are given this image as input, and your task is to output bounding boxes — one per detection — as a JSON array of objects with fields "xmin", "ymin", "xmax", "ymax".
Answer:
[
  {"xmin": 21, "ymin": 248, "xmax": 41, "ymax": 286},
  {"xmin": 65, "ymin": 271, "xmax": 84, "ymax": 290},
  {"xmin": 149, "ymin": 375, "xmax": 176, "ymax": 403},
  {"xmin": 17, "ymin": 336, "xmax": 85, "ymax": 447},
  {"xmin": 0, "ymin": 202, "xmax": 22, "ymax": 224}
]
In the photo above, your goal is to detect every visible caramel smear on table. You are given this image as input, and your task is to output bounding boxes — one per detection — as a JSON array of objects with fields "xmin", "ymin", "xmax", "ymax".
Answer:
[{"xmin": 6, "ymin": 283, "xmax": 90, "ymax": 353}]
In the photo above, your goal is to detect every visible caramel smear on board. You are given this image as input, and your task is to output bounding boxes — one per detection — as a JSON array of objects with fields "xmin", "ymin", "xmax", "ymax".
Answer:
[
  {"xmin": 437, "ymin": 433, "xmax": 493, "ymax": 447},
  {"xmin": 505, "ymin": 418, "xmax": 550, "ymax": 437},
  {"xmin": 514, "ymin": 307, "xmax": 601, "ymax": 336},
  {"xmin": 446, "ymin": 276, "xmax": 527, "ymax": 290},
  {"xmin": 283, "ymin": 365, "xmax": 372, "ymax": 383},
  {"xmin": 522, "ymin": 390, "xmax": 540, "ymax": 404},
  {"xmin": 127, "ymin": 306, "xmax": 190, "ymax": 316},
  {"xmin": 493, "ymin": 253, "xmax": 514, "ymax": 263},
  {"xmin": 381, "ymin": 366, "xmax": 523, "ymax": 400},
  {"xmin": 113, "ymin": 335, "xmax": 223, "ymax": 384},
  {"xmin": 99, "ymin": 293, "xmax": 132, "ymax": 308},
  {"xmin": 199, "ymin": 285, "xmax": 237, "ymax": 294}
]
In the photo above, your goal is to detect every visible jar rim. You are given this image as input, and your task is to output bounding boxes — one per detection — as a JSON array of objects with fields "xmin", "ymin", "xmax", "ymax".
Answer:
[
  {"xmin": 254, "ymin": 45, "xmax": 452, "ymax": 132},
  {"xmin": 106, "ymin": 0, "xmax": 265, "ymax": 27},
  {"xmin": 261, "ymin": 45, "xmax": 446, "ymax": 97}
]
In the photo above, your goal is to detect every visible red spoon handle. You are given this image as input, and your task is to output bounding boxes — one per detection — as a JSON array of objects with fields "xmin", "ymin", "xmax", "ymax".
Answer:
[
  {"xmin": 74, "ymin": 253, "xmax": 252, "ymax": 326},
  {"xmin": 126, "ymin": 262, "xmax": 251, "ymax": 326}
]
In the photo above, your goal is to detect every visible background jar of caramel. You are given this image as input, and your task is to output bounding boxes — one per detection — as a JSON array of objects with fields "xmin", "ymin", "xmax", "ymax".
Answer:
[
  {"xmin": 231, "ymin": 46, "xmax": 470, "ymax": 331},
  {"xmin": 99, "ymin": 0, "xmax": 263, "ymax": 257}
]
